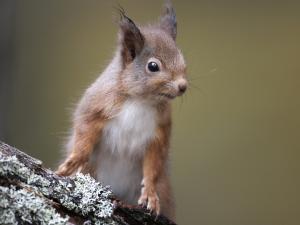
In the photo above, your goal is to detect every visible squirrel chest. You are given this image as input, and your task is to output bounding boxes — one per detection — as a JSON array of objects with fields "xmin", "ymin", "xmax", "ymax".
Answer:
[
  {"xmin": 94, "ymin": 99, "xmax": 157, "ymax": 203},
  {"xmin": 57, "ymin": 1, "xmax": 185, "ymax": 218}
]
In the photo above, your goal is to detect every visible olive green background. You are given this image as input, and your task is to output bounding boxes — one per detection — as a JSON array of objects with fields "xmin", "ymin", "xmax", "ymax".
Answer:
[{"xmin": 2, "ymin": 0, "xmax": 300, "ymax": 224}]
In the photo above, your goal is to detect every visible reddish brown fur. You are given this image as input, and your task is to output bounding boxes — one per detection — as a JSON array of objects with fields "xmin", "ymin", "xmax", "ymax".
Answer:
[
  {"xmin": 57, "ymin": 81, "xmax": 126, "ymax": 175},
  {"xmin": 138, "ymin": 104, "xmax": 174, "ymax": 218},
  {"xmin": 57, "ymin": 1, "xmax": 186, "ymax": 221}
]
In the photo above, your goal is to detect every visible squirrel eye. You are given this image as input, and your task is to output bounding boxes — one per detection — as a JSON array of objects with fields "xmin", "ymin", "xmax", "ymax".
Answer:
[{"xmin": 147, "ymin": 61, "xmax": 160, "ymax": 72}]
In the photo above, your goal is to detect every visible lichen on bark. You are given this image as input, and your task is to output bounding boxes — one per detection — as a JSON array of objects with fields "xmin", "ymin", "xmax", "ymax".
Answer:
[
  {"xmin": 0, "ymin": 151, "xmax": 114, "ymax": 224},
  {"xmin": 0, "ymin": 141, "xmax": 176, "ymax": 225},
  {"xmin": 0, "ymin": 185, "xmax": 69, "ymax": 225}
]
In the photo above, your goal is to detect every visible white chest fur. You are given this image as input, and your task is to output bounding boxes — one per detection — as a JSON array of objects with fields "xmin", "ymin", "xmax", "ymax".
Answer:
[
  {"xmin": 94, "ymin": 99, "xmax": 157, "ymax": 204},
  {"xmin": 101, "ymin": 99, "xmax": 157, "ymax": 157}
]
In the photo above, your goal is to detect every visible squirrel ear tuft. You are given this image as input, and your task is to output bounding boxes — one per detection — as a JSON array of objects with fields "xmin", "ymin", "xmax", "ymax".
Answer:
[
  {"xmin": 118, "ymin": 9, "xmax": 144, "ymax": 65},
  {"xmin": 160, "ymin": 0, "xmax": 177, "ymax": 40}
]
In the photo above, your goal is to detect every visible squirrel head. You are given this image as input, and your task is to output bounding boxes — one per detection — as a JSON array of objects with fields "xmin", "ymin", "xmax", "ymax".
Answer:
[{"xmin": 117, "ymin": 1, "xmax": 187, "ymax": 103}]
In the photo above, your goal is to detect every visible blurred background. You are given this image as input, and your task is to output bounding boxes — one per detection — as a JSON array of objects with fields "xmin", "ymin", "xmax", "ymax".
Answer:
[{"xmin": 0, "ymin": 0, "xmax": 300, "ymax": 224}]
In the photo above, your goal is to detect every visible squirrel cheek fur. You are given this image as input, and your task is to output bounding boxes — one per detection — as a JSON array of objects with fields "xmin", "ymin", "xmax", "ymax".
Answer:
[{"xmin": 56, "ymin": 1, "xmax": 187, "ymax": 220}]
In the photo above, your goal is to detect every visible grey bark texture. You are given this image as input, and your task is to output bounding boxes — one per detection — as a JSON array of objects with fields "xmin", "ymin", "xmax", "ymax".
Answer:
[{"xmin": 0, "ymin": 141, "xmax": 176, "ymax": 225}]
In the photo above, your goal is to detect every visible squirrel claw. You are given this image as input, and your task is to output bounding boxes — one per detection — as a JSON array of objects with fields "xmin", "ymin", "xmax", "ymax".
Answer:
[{"xmin": 138, "ymin": 188, "xmax": 160, "ymax": 216}]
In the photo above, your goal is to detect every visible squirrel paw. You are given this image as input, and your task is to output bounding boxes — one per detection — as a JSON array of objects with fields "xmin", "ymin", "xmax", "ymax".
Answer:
[
  {"xmin": 138, "ymin": 187, "xmax": 160, "ymax": 215},
  {"xmin": 56, "ymin": 160, "xmax": 81, "ymax": 176}
]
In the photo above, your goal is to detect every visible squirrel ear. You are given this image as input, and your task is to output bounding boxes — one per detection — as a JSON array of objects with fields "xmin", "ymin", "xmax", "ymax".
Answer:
[
  {"xmin": 160, "ymin": 0, "xmax": 177, "ymax": 40},
  {"xmin": 118, "ymin": 10, "xmax": 144, "ymax": 65}
]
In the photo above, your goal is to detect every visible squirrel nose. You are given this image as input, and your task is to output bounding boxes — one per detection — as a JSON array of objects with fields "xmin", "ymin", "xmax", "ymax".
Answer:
[{"xmin": 178, "ymin": 83, "xmax": 187, "ymax": 94}]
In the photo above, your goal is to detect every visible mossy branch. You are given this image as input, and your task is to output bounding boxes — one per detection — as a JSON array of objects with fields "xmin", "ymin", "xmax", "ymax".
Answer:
[{"xmin": 0, "ymin": 141, "xmax": 176, "ymax": 225}]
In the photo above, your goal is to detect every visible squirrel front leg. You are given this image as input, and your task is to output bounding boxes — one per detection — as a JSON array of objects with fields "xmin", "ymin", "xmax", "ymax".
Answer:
[
  {"xmin": 56, "ymin": 113, "xmax": 106, "ymax": 176},
  {"xmin": 138, "ymin": 125, "xmax": 170, "ymax": 215}
]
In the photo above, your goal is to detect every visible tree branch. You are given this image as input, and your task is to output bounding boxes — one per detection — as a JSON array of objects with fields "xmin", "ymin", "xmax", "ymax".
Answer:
[{"xmin": 0, "ymin": 141, "xmax": 176, "ymax": 225}]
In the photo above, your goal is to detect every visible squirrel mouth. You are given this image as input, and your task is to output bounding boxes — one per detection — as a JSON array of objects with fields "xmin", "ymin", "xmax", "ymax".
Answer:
[{"xmin": 158, "ymin": 93, "xmax": 176, "ymax": 99}]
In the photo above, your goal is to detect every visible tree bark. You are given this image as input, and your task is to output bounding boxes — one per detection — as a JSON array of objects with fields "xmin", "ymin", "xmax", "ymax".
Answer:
[{"xmin": 0, "ymin": 141, "xmax": 176, "ymax": 225}]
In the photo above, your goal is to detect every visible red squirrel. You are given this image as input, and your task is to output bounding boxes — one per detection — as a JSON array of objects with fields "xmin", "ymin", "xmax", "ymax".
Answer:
[{"xmin": 56, "ymin": 1, "xmax": 187, "ymax": 220}]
